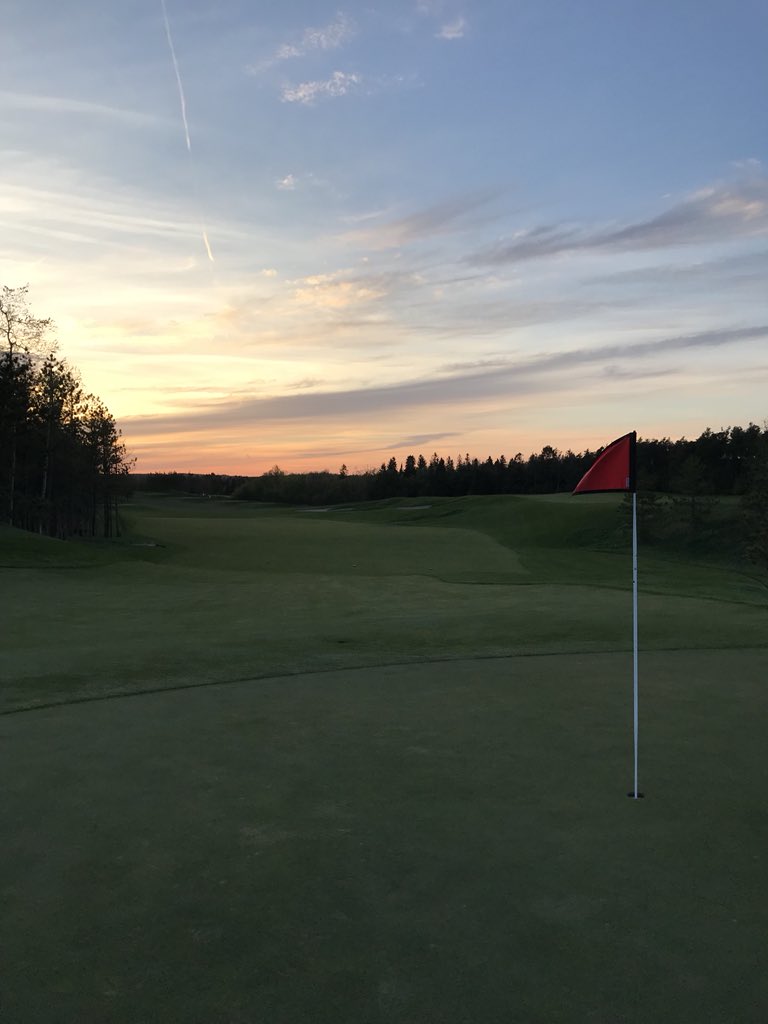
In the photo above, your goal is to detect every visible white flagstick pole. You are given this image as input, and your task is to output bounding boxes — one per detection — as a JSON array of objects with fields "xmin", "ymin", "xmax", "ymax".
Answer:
[{"xmin": 632, "ymin": 490, "xmax": 639, "ymax": 799}]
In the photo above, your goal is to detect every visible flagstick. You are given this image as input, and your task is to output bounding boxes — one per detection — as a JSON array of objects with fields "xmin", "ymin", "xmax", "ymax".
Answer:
[
  {"xmin": 570, "ymin": 430, "xmax": 641, "ymax": 798},
  {"xmin": 631, "ymin": 490, "xmax": 641, "ymax": 799}
]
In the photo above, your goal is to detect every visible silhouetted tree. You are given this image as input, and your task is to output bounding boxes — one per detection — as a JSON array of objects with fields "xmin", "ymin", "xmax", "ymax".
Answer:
[
  {"xmin": 0, "ymin": 285, "xmax": 54, "ymax": 523},
  {"xmin": 740, "ymin": 429, "xmax": 768, "ymax": 570},
  {"xmin": 0, "ymin": 285, "xmax": 132, "ymax": 537}
]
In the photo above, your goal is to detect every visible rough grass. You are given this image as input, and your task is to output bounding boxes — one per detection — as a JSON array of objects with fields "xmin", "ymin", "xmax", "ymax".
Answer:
[{"xmin": 1, "ymin": 493, "xmax": 767, "ymax": 1022}]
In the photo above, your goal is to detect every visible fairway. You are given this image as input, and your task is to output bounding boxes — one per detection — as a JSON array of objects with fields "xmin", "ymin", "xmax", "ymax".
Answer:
[{"xmin": 2, "ymin": 494, "xmax": 767, "ymax": 1022}]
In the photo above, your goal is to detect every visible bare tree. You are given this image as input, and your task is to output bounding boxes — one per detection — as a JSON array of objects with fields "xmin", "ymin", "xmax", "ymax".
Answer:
[{"xmin": 0, "ymin": 285, "xmax": 54, "ymax": 524}]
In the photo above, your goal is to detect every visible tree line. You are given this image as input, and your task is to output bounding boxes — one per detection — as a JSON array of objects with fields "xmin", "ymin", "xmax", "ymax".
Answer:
[
  {"xmin": 233, "ymin": 425, "xmax": 768, "ymax": 503},
  {"xmin": 131, "ymin": 471, "xmax": 247, "ymax": 496},
  {"xmin": 1, "ymin": 285, "xmax": 131, "ymax": 538}
]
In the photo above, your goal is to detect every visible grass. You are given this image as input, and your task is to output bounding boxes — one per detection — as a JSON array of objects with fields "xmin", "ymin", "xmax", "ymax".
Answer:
[{"xmin": 1, "ymin": 493, "xmax": 767, "ymax": 1021}]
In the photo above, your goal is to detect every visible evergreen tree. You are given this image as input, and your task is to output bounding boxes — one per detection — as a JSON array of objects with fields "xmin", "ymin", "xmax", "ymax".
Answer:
[
  {"xmin": 740, "ymin": 433, "xmax": 768, "ymax": 570},
  {"xmin": 0, "ymin": 285, "xmax": 132, "ymax": 537}
]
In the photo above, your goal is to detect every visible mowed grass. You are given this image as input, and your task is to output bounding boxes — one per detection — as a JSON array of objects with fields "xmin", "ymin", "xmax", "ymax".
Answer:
[
  {"xmin": 1, "ymin": 493, "xmax": 767, "ymax": 1021},
  {"xmin": 2, "ymin": 495, "xmax": 765, "ymax": 711}
]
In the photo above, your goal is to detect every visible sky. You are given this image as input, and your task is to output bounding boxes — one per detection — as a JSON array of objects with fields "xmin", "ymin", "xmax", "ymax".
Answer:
[{"xmin": 2, "ymin": 0, "xmax": 767, "ymax": 474}]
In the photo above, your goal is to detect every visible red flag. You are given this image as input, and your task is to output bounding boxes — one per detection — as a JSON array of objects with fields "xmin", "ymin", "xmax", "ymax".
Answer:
[{"xmin": 573, "ymin": 431, "xmax": 636, "ymax": 494}]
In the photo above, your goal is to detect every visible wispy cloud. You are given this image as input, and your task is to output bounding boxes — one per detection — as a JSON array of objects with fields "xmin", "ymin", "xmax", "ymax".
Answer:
[
  {"xmin": 286, "ymin": 377, "xmax": 325, "ymax": 391},
  {"xmin": 604, "ymin": 180, "xmax": 768, "ymax": 248},
  {"xmin": 395, "ymin": 432, "xmax": 461, "ymax": 447},
  {"xmin": 208, "ymin": 264, "xmax": 631, "ymax": 348},
  {"xmin": 121, "ymin": 323, "xmax": 768, "ymax": 435},
  {"xmin": 249, "ymin": 13, "xmax": 354, "ymax": 72},
  {"xmin": 436, "ymin": 17, "xmax": 466, "ymax": 40},
  {"xmin": 343, "ymin": 190, "xmax": 500, "ymax": 248},
  {"xmin": 584, "ymin": 249, "xmax": 768, "ymax": 289},
  {"xmin": 2, "ymin": 178, "xmax": 237, "ymax": 248},
  {"xmin": 279, "ymin": 12, "xmax": 354, "ymax": 58},
  {"xmin": 293, "ymin": 272, "xmax": 386, "ymax": 310},
  {"xmin": 469, "ymin": 177, "xmax": 768, "ymax": 265},
  {"xmin": 0, "ymin": 90, "xmax": 163, "ymax": 127},
  {"xmin": 282, "ymin": 70, "xmax": 362, "ymax": 105},
  {"xmin": 0, "ymin": 153, "xmax": 247, "ymax": 272},
  {"xmin": 276, "ymin": 173, "xmax": 297, "ymax": 190},
  {"xmin": 407, "ymin": 297, "xmax": 627, "ymax": 336},
  {"xmin": 508, "ymin": 325, "xmax": 768, "ymax": 374}
]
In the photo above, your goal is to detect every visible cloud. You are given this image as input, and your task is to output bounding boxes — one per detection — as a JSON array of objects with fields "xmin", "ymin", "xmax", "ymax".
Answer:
[
  {"xmin": 249, "ymin": 13, "xmax": 354, "ymax": 71},
  {"xmin": 276, "ymin": 174, "xmax": 297, "ymax": 190},
  {"xmin": 286, "ymin": 377, "xmax": 324, "ymax": 391},
  {"xmin": 405, "ymin": 296, "xmax": 628, "ymax": 336},
  {"xmin": 121, "ymin": 323, "xmax": 768, "ymax": 436},
  {"xmin": 510, "ymin": 325, "xmax": 768, "ymax": 374},
  {"xmin": 281, "ymin": 71, "xmax": 362, "ymax": 104},
  {"xmin": 1, "ymin": 177, "xmax": 244, "ymax": 250},
  {"xmin": 343, "ymin": 190, "xmax": 500, "ymax": 248},
  {"xmin": 603, "ymin": 180, "xmax": 768, "ymax": 248},
  {"xmin": 585, "ymin": 249, "xmax": 768, "ymax": 289},
  {"xmin": 731, "ymin": 157, "xmax": 763, "ymax": 173},
  {"xmin": 293, "ymin": 274, "xmax": 386, "ymax": 310},
  {"xmin": 395, "ymin": 432, "xmax": 461, "ymax": 447},
  {"xmin": 0, "ymin": 90, "xmax": 164, "ymax": 127},
  {"xmin": 285, "ymin": 12, "xmax": 353, "ymax": 55},
  {"xmin": 436, "ymin": 17, "xmax": 466, "ymax": 40},
  {"xmin": 208, "ymin": 267, "xmax": 632, "ymax": 350},
  {"xmin": 469, "ymin": 177, "xmax": 768, "ymax": 265},
  {"xmin": 601, "ymin": 365, "xmax": 680, "ymax": 382}
]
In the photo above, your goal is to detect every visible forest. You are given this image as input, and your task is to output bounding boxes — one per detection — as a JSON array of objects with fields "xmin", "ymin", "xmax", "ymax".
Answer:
[{"xmin": 0, "ymin": 285, "xmax": 131, "ymax": 538}]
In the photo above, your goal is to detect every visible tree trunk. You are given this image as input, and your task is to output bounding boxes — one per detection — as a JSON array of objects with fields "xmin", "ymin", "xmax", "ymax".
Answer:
[{"xmin": 7, "ymin": 423, "xmax": 16, "ymax": 525}]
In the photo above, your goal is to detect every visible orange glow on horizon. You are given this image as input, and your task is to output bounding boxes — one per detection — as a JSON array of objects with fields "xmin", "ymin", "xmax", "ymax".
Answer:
[{"xmin": 126, "ymin": 412, "xmax": 746, "ymax": 478}]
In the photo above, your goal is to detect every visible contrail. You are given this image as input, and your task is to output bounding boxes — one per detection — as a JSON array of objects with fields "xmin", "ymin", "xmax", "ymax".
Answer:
[
  {"xmin": 202, "ymin": 229, "xmax": 214, "ymax": 262},
  {"xmin": 160, "ymin": 0, "xmax": 214, "ymax": 261},
  {"xmin": 160, "ymin": 0, "xmax": 191, "ymax": 151}
]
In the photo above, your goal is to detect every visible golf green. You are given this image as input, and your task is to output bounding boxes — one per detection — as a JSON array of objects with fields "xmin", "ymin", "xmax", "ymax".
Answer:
[{"xmin": 2, "ymin": 653, "xmax": 767, "ymax": 1022}]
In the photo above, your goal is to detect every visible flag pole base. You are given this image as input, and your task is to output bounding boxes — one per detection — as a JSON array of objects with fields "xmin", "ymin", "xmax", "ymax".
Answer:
[{"xmin": 627, "ymin": 792, "xmax": 645, "ymax": 799}]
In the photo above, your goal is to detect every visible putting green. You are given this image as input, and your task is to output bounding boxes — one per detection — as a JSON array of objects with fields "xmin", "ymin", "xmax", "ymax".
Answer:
[{"xmin": 2, "ymin": 651, "xmax": 767, "ymax": 1023}]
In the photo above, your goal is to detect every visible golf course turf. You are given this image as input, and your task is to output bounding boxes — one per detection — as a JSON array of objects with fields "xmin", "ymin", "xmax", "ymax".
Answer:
[{"xmin": 2, "ymin": 493, "xmax": 767, "ymax": 1021}]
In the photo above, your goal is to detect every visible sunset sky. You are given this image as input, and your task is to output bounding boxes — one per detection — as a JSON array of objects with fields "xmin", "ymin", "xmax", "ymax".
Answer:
[{"xmin": 3, "ymin": 0, "xmax": 767, "ymax": 474}]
